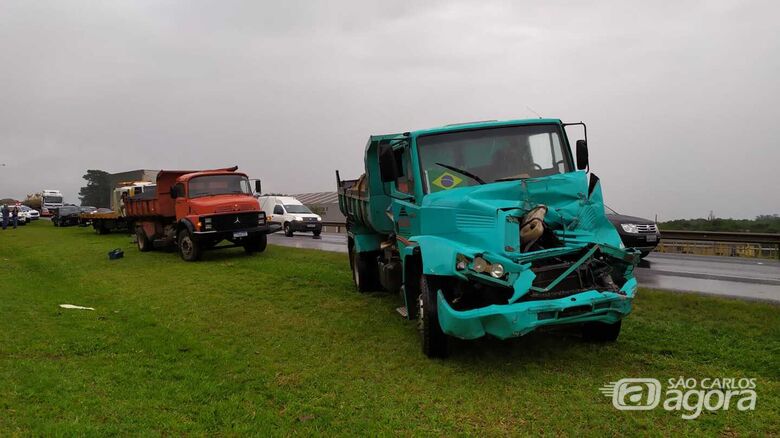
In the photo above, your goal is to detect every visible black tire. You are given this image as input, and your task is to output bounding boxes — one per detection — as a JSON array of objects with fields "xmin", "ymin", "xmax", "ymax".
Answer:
[
  {"xmin": 52, "ymin": 218, "xmax": 58, "ymax": 227},
  {"xmin": 96, "ymin": 223, "xmax": 109, "ymax": 235},
  {"xmin": 136, "ymin": 227, "xmax": 152, "ymax": 252},
  {"xmin": 313, "ymin": 230, "xmax": 321, "ymax": 237},
  {"xmin": 349, "ymin": 246, "xmax": 379, "ymax": 293},
  {"xmin": 178, "ymin": 229, "xmax": 201, "ymax": 261},
  {"xmin": 419, "ymin": 275, "xmax": 450, "ymax": 358},
  {"xmin": 582, "ymin": 320, "xmax": 622, "ymax": 342},
  {"xmin": 244, "ymin": 233, "xmax": 268, "ymax": 254},
  {"xmin": 284, "ymin": 222, "xmax": 293, "ymax": 237}
]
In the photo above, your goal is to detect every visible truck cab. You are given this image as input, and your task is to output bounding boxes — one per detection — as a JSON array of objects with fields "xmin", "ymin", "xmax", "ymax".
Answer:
[{"xmin": 338, "ymin": 119, "xmax": 639, "ymax": 358}]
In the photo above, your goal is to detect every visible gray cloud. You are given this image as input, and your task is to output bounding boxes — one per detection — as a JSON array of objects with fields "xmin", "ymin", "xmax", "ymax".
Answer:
[{"xmin": 0, "ymin": 0, "xmax": 777, "ymax": 219}]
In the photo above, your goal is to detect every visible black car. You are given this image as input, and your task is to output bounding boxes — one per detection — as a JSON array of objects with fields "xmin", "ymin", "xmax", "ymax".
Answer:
[
  {"xmin": 52, "ymin": 205, "xmax": 81, "ymax": 227},
  {"xmin": 605, "ymin": 206, "xmax": 661, "ymax": 258}
]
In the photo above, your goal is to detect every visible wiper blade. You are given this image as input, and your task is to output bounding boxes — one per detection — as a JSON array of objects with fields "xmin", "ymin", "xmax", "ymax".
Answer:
[{"xmin": 434, "ymin": 162, "xmax": 486, "ymax": 185}]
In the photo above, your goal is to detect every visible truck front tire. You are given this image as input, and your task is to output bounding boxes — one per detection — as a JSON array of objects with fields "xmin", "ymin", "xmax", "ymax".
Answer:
[
  {"xmin": 244, "ymin": 233, "xmax": 268, "ymax": 254},
  {"xmin": 419, "ymin": 275, "xmax": 450, "ymax": 359},
  {"xmin": 582, "ymin": 320, "xmax": 622, "ymax": 342},
  {"xmin": 178, "ymin": 229, "xmax": 202, "ymax": 261},
  {"xmin": 284, "ymin": 222, "xmax": 293, "ymax": 237}
]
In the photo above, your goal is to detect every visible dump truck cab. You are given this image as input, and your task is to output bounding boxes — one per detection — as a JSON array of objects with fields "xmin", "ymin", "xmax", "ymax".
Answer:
[{"xmin": 338, "ymin": 119, "xmax": 639, "ymax": 358}]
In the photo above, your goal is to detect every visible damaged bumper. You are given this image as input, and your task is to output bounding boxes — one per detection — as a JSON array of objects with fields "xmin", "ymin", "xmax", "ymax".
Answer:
[{"xmin": 436, "ymin": 277, "xmax": 637, "ymax": 340}]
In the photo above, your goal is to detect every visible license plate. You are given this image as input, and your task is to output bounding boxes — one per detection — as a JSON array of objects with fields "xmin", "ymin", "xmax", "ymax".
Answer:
[
  {"xmin": 646, "ymin": 234, "xmax": 657, "ymax": 242},
  {"xmin": 233, "ymin": 231, "xmax": 248, "ymax": 238},
  {"xmin": 306, "ymin": 224, "xmax": 316, "ymax": 228}
]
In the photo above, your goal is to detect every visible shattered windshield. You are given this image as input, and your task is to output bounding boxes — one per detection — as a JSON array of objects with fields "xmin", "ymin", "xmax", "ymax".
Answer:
[{"xmin": 417, "ymin": 124, "xmax": 571, "ymax": 193}]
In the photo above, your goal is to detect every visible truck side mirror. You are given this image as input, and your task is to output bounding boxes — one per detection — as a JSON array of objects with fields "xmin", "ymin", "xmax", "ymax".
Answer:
[
  {"xmin": 576, "ymin": 140, "xmax": 589, "ymax": 170},
  {"xmin": 378, "ymin": 143, "xmax": 398, "ymax": 183},
  {"xmin": 254, "ymin": 180, "xmax": 262, "ymax": 194},
  {"xmin": 169, "ymin": 185, "xmax": 178, "ymax": 199}
]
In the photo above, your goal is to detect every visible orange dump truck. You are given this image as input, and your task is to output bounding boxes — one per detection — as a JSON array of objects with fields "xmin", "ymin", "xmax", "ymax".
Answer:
[{"xmin": 126, "ymin": 166, "xmax": 269, "ymax": 261}]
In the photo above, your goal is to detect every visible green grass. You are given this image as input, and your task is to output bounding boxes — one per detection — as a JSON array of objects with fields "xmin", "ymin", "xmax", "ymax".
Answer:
[{"xmin": 1, "ymin": 221, "xmax": 778, "ymax": 436}]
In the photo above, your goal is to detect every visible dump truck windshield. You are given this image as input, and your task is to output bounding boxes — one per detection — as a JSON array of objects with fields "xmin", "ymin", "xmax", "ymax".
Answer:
[
  {"xmin": 417, "ymin": 124, "xmax": 571, "ymax": 193},
  {"xmin": 188, "ymin": 175, "xmax": 252, "ymax": 198}
]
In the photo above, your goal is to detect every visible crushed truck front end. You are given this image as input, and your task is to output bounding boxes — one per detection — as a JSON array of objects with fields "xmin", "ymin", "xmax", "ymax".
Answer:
[{"xmin": 338, "ymin": 119, "xmax": 640, "ymax": 357}]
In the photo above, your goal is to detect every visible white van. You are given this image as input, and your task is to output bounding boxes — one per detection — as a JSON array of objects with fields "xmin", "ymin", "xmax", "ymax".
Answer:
[{"xmin": 258, "ymin": 196, "xmax": 322, "ymax": 237}]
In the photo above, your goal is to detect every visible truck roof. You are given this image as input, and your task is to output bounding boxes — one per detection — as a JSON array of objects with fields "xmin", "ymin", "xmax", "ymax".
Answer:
[{"xmin": 372, "ymin": 118, "xmax": 563, "ymax": 141}]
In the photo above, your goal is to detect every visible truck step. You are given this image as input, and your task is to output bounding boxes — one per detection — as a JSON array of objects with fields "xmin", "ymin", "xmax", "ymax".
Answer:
[{"xmin": 395, "ymin": 306, "xmax": 408, "ymax": 318}]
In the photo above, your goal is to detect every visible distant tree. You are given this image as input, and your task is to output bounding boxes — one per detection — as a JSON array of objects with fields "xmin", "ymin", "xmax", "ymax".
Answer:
[
  {"xmin": 0, "ymin": 198, "xmax": 18, "ymax": 206},
  {"xmin": 659, "ymin": 215, "xmax": 780, "ymax": 233},
  {"xmin": 78, "ymin": 170, "xmax": 111, "ymax": 208}
]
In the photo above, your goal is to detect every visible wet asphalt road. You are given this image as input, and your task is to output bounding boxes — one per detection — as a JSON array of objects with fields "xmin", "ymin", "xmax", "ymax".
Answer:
[{"xmin": 268, "ymin": 232, "xmax": 780, "ymax": 303}]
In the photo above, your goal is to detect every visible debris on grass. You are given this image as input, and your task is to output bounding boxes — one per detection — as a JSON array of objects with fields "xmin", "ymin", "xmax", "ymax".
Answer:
[{"xmin": 59, "ymin": 304, "xmax": 95, "ymax": 311}]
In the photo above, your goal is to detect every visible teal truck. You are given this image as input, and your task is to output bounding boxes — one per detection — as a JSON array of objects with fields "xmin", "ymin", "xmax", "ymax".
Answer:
[{"xmin": 337, "ymin": 119, "xmax": 639, "ymax": 358}]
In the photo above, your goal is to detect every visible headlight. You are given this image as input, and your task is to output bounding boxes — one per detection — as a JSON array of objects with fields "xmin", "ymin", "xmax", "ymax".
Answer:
[
  {"xmin": 317, "ymin": 217, "xmax": 322, "ymax": 221},
  {"xmin": 293, "ymin": 217, "xmax": 302, "ymax": 222},
  {"xmin": 203, "ymin": 217, "xmax": 212, "ymax": 231},
  {"xmin": 490, "ymin": 263, "xmax": 505, "ymax": 278},
  {"xmin": 621, "ymin": 223, "xmax": 639, "ymax": 233},
  {"xmin": 472, "ymin": 256, "xmax": 488, "ymax": 273},
  {"xmin": 455, "ymin": 254, "xmax": 469, "ymax": 271},
  {"xmin": 258, "ymin": 212, "xmax": 266, "ymax": 225}
]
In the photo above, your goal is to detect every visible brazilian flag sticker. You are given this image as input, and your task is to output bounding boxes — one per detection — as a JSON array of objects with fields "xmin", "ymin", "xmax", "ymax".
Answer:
[{"xmin": 432, "ymin": 172, "xmax": 463, "ymax": 190}]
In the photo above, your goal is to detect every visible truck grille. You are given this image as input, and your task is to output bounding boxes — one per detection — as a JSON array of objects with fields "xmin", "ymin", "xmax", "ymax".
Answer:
[
  {"xmin": 636, "ymin": 224, "xmax": 658, "ymax": 233},
  {"xmin": 209, "ymin": 213, "xmax": 259, "ymax": 231},
  {"xmin": 303, "ymin": 217, "xmax": 318, "ymax": 223}
]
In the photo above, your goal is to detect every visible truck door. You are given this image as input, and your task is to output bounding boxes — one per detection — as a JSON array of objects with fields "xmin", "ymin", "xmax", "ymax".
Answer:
[
  {"xmin": 390, "ymin": 145, "xmax": 419, "ymax": 240},
  {"xmin": 174, "ymin": 183, "xmax": 188, "ymax": 219}
]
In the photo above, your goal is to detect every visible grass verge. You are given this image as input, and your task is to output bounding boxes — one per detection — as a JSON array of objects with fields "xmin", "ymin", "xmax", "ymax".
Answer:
[{"xmin": 0, "ymin": 221, "xmax": 778, "ymax": 435}]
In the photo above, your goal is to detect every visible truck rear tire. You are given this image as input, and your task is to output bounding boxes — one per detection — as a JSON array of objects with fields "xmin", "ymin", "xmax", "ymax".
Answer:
[
  {"xmin": 582, "ymin": 320, "xmax": 622, "ymax": 342},
  {"xmin": 178, "ymin": 229, "xmax": 202, "ymax": 261},
  {"xmin": 349, "ymin": 246, "xmax": 380, "ymax": 293},
  {"xmin": 419, "ymin": 275, "xmax": 450, "ymax": 359},
  {"xmin": 136, "ymin": 228, "xmax": 152, "ymax": 252},
  {"xmin": 244, "ymin": 233, "xmax": 268, "ymax": 254}
]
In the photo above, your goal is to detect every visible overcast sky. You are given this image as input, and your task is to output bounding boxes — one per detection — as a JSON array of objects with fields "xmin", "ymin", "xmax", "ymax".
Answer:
[{"xmin": 1, "ymin": 0, "xmax": 777, "ymax": 220}]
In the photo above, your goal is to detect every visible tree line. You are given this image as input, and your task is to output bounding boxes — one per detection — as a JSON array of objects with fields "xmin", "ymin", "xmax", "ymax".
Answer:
[{"xmin": 659, "ymin": 215, "xmax": 780, "ymax": 234}]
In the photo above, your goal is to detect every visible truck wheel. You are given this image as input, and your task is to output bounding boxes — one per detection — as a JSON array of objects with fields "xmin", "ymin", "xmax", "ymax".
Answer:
[
  {"xmin": 313, "ymin": 230, "xmax": 321, "ymax": 237},
  {"xmin": 284, "ymin": 222, "xmax": 293, "ymax": 237},
  {"xmin": 136, "ymin": 228, "xmax": 152, "ymax": 252},
  {"xmin": 178, "ymin": 229, "xmax": 202, "ymax": 261},
  {"xmin": 52, "ymin": 219, "xmax": 58, "ymax": 226},
  {"xmin": 418, "ymin": 275, "xmax": 450, "ymax": 358},
  {"xmin": 244, "ymin": 233, "xmax": 268, "ymax": 254},
  {"xmin": 582, "ymin": 320, "xmax": 622, "ymax": 342},
  {"xmin": 350, "ymin": 247, "xmax": 379, "ymax": 293},
  {"xmin": 96, "ymin": 223, "xmax": 109, "ymax": 235}
]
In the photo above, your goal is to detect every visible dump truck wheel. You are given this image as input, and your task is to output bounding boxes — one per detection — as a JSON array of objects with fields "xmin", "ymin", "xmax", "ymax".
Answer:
[
  {"xmin": 582, "ymin": 320, "xmax": 622, "ymax": 342},
  {"xmin": 350, "ymin": 248, "xmax": 379, "ymax": 293},
  {"xmin": 244, "ymin": 234, "xmax": 268, "ymax": 254},
  {"xmin": 178, "ymin": 229, "xmax": 201, "ymax": 261},
  {"xmin": 418, "ymin": 275, "xmax": 450, "ymax": 358},
  {"xmin": 284, "ymin": 222, "xmax": 293, "ymax": 237},
  {"xmin": 136, "ymin": 228, "xmax": 152, "ymax": 252}
]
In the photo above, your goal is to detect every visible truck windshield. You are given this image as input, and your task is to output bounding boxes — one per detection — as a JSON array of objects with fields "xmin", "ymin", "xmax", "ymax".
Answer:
[
  {"xmin": 43, "ymin": 196, "xmax": 63, "ymax": 204},
  {"xmin": 188, "ymin": 175, "xmax": 252, "ymax": 198},
  {"xmin": 284, "ymin": 204, "xmax": 312, "ymax": 214},
  {"xmin": 417, "ymin": 124, "xmax": 571, "ymax": 193}
]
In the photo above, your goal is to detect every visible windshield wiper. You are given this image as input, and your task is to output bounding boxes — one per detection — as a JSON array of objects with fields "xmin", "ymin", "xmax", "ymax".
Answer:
[{"xmin": 434, "ymin": 162, "xmax": 486, "ymax": 185}]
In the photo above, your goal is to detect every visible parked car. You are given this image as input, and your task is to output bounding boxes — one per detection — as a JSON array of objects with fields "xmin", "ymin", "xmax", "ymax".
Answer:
[
  {"xmin": 52, "ymin": 205, "xmax": 81, "ymax": 227},
  {"xmin": 78, "ymin": 206, "xmax": 98, "ymax": 226},
  {"xmin": 258, "ymin": 196, "xmax": 322, "ymax": 237},
  {"xmin": 605, "ymin": 206, "xmax": 661, "ymax": 257},
  {"xmin": 20, "ymin": 205, "xmax": 40, "ymax": 220}
]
